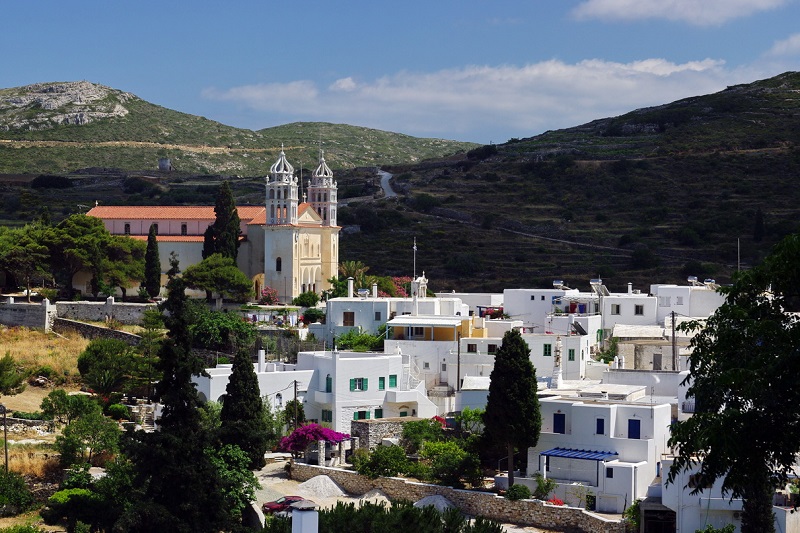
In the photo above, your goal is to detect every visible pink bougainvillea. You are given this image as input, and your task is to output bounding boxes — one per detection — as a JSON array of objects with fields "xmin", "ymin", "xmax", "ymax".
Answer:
[
  {"xmin": 259, "ymin": 286, "xmax": 279, "ymax": 305},
  {"xmin": 432, "ymin": 415, "xmax": 447, "ymax": 428},
  {"xmin": 278, "ymin": 423, "xmax": 350, "ymax": 453},
  {"xmin": 547, "ymin": 497, "xmax": 565, "ymax": 506}
]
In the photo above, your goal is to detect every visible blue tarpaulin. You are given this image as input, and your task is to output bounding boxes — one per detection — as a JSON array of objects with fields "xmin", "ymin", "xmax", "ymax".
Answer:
[{"xmin": 540, "ymin": 447, "xmax": 618, "ymax": 461}]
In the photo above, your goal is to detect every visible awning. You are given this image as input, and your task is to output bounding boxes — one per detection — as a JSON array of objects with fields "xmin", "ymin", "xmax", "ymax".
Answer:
[{"xmin": 540, "ymin": 447, "xmax": 619, "ymax": 461}]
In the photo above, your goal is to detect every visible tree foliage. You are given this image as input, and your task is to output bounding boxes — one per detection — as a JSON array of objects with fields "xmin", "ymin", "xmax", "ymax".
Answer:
[
  {"xmin": 77, "ymin": 338, "xmax": 136, "ymax": 395},
  {"xmin": 401, "ymin": 419, "xmax": 445, "ymax": 454},
  {"xmin": 483, "ymin": 329, "xmax": 540, "ymax": 487},
  {"xmin": 0, "ymin": 353, "xmax": 26, "ymax": 397},
  {"xmin": 278, "ymin": 423, "xmax": 349, "ymax": 454},
  {"xmin": 55, "ymin": 410, "xmax": 121, "ymax": 466},
  {"xmin": 40, "ymin": 389, "xmax": 101, "ymax": 425},
  {"xmin": 353, "ymin": 445, "xmax": 409, "ymax": 479},
  {"xmin": 144, "ymin": 223, "xmax": 161, "ymax": 298},
  {"xmin": 185, "ymin": 301, "xmax": 256, "ymax": 352},
  {"xmin": 182, "ymin": 253, "xmax": 253, "ymax": 302},
  {"xmin": 219, "ymin": 349, "xmax": 270, "ymax": 469},
  {"xmin": 208, "ymin": 181, "xmax": 241, "ymax": 261},
  {"xmin": 668, "ymin": 233, "xmax": 800, "ymax": 533}
]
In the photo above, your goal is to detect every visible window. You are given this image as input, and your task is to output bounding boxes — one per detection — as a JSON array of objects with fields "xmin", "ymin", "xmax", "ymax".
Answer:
[
  {"xmin": 378, "ymin": 377, "xmax": 385, "ymax": 390},
  {"xmin": 635, "ymin": 304, "xmax": 644, "ymax": 316},
  {"xmin": 275, "ymin": 393, "xmax": 283, "ymax": 407},
  {"xmin": 676, "ymin": 296, "xmax": 684, "ymax": 305},
  {"xmin": 441, "ymin": 363, "xmax": 447, "ymax": 372},
  {"xmin": 423, "ymin": 362, "xmax": 430, "ymax": 369},
  {"xmin": 658, "ymin": 296, "xmax": 670, "ymax": 307},
  {"xmin": 606, "ymin": 467, "xmax": 614, "ymax": 479},
  {"xmin": 611, "ymin": 304, "xmax": 620, "ymax": 315},
  {"xmin": 399, "ymin": 411, "xmax": 408, "ymax": 417},
  {"xmin": 543, "ymin": 344, "xmax": 552, "ymax": 357},
  {"xmin": 628, "ymin": 418, "xmax": 641, "ymax": 439},
  {"xmin": 124, "ymin": 223, "xmax": 131, "ymax": 235},
  {"xmin": 321, "ymin": 410, "xmax": 333, "ymax": 423},
  {"xmin": 488, "ymin": 344, "xmax": 498, "ymax": 354},
  {"xmin": 596, "ymin": 418, "xmax": 605, "ymax": 435},
  {"xmin": 325, "ymin": 374, "xmax": 332, "ymax": 393},
  {"xmin": 413, "ymin": 327, "xmax": 424, "ymax": 337},
  {"xmin": 374, "ymin": 408, "xmax": 383, "ymax": 419},
  {"xmin": 181, "ymin": 223, "xmax": 187, "ymax": 236},
  {"xmin": 350, "ymin": 377, "xmax": 368, "ymax": 392},
  {"xmin": 541, "ymin": 295, "xmax": 545, "ymax": 301},
  {"xmin": 276, "ymin": 257, "xmax": 282, "ymax": 272},
  {"xmin": 553, "ymin": 413, "xmax": 565, "ymax": 434},
  {"xmin": 374, "ymin": 311, "xmax": 381, "ymax": 321},
  {"xmin": 389, "ymin": 374, "xmax": 397, "ymax": 388},
  {"xmin": 343, "ymin": 312, "xmax": 355, "ymax": 327},
  {"xmin": 467, "ymin": 343, "xmax": 477, "ymax": 353},
  {"xmin": 568, "ymin": 349, "xmax": 575, "ymax": 362},
  {"xmin": 531, "ymin": 295, "xmax": 536, "ymax": 301},
  {"xmin": 353, "ymin": 410, "xmax": 370, "ymax": 420}
]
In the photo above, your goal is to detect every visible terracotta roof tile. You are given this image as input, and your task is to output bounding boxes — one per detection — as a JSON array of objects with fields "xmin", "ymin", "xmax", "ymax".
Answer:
[{"xmin": 87, "ymin": 205, "xmax": 265, "ymax": 222}]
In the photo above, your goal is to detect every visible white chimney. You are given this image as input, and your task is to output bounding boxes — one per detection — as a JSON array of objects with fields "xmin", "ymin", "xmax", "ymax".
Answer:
[
  {"xmin": 551, "ymin": 336, "xmax": 563, "ymax": 389},
  {"xmin": 627, "ymin": 282, "xmax": 633, "ymax": 294},
  {"xmin": 258, "ymin": 349, "xmax": 265, "ymax": 373},
  {"xmin": 347, "ymin": 277, "xmax": 354, "ymax": 298},
  {"xmin": 372, "ymin": 282, "xmax": 378, "ymax": 298}
]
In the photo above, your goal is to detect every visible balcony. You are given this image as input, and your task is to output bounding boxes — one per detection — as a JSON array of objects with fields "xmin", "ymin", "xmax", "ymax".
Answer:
[
  {"xmin": 312, "ymin": 390, "xmax": 332, "ymax": 404},
  {"xmin": 385, "ymin": 389, "xmax": 419, "ymax": 403}
]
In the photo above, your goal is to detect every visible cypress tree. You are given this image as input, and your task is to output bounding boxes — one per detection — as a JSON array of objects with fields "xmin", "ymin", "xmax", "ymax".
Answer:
[
  {"xmin": 220, "ymin": 348, "xmax": 270, "ymax": 469},
  {"xmin": 211, "ymin": 181, "xmax": 241, "ymax": 261},
  {"xmin": 483, "ymin": 329, "xmax": 541, "ymax": 487},
  {"xmin": 144, "ymin": 223, "xmax": 161, "ymax": 298}
]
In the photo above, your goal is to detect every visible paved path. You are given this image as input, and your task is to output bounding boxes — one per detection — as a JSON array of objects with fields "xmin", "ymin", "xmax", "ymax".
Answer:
[{"xmin": 377, "ymin": 169, "xmax": 397, "ymax": 198}]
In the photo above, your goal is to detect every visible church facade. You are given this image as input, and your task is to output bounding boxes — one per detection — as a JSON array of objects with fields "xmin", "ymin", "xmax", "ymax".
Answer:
[{"xmin": 86, "ymin": 149, "xmax": 340, "ymax": 303}]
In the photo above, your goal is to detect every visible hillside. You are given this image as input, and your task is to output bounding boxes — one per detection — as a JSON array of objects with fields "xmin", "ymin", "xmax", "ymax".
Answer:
[
  {"xmin": 1, "ymin": 74, "xmax": 799, "ymax": 294},
  {"xmin": 0, "ymin": 81, "xmax": 477, "ymax": 174},
  {"xmin": 336, "ymin": 72, "xmax": 800, "ymax": 293}
]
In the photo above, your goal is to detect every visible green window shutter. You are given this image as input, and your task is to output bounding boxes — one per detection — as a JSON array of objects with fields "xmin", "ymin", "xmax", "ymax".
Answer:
[
  {"xmin": 326, "ymin": 375, "xmax": 332, "ymax": 393},
  {"xmin": 379, "ymin": 377, "xmax": 385, "ymax": 390},
  {"xmin": 350, "ymin": 378, "xmax": 356, "ymax": 392},
  {"xmin": 353, "ymin": 412, "xmax": 359, "ymax": 420},
  {"xmin": 363, "ymin": 378, "xmax": 368, "ymax": 391},
  {"xmin": 568, "ymin": 349, "xmax": 575, "ymax": 361},
  {"xmin": 389, "ymin": 374, "xmax": 397, "ymax": 388},
  {"xmin": 365, "ymin": 411, "xmax": 371, "ymax": 420},
  {"xmin": 375, "ymin": 409, "xmax": 383, "ymax": 419}
]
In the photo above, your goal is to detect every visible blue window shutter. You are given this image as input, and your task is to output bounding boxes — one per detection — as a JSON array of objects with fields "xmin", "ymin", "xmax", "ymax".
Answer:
[{"xmin": 350, "ymin": 378, "xmax": 356, "ymax": 392}]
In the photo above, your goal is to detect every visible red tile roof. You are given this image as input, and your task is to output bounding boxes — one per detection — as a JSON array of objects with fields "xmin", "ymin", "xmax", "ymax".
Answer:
[{"xmin": 87, "ymin": 205, "xmax": 265, "ymax": 222}]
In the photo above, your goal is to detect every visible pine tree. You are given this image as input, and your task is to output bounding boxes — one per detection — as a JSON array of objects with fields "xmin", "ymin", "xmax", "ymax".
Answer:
[
  {"xmin": 211, "ymin": 181, "xmax": 241, "ymax": 261},
  {"xmin": 144, "ymin": 223, "xmax": 161, "ymax": 298},
  {"xmin": 483, "ymin": 329, "xmax": 541, "ymax": 487},
  {"xmin": 220, "ymin": 348, "xmax": 270, "ymax": 469}
]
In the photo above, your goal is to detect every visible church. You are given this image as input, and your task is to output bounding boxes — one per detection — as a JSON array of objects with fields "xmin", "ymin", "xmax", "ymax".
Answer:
[{"xmin": 86, "ymin": 148, "xmax": 340, "ymax": 303}]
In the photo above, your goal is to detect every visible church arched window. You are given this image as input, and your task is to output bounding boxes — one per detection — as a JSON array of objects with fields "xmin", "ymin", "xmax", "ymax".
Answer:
[
  {"xmin": 276, "ymin": 257, "xmax": 282, "ymax": 272},
  {"xmin": 269, "ymin": 189, "xmax": 275, "ymax": 199}
]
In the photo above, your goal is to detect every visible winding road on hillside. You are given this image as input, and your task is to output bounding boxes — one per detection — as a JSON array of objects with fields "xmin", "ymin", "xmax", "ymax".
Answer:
[{"xmin": 377, "ymin": 169, "xmax": 397, "ymax": 198}]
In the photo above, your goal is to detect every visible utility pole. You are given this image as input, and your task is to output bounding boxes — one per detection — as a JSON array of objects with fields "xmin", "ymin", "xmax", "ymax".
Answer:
[
  {"xmin": 456, "ymin": 332, "xmax": 461, "ymax": 392},
  {"xmin": 294, "ymin": 380, "xmax": 299, "ymax": 430},
  {"xmin": 671, "ymin": 311, "xmax": 677, "ymax": 371}
]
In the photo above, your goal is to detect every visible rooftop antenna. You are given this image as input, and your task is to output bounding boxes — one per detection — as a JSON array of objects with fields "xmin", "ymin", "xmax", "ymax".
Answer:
[{"xmin": 413, "ymin": 237, "xmax": 417, "ymax": 279}]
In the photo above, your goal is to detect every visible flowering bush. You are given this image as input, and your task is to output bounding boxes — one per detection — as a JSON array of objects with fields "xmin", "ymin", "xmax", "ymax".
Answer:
[
  {"xmin": 259, "ymin": 286, "xmax": 279, "ymax": 305},
  {"xmin": 278, "ymin": 423, "xmax": 350, "ymax": 453},
  {"xmin": 547, "ymin": 497, "xmax": 565, "ymax": 506},
  {"xmin": 432, "ymin": 415, "xmax": 447, "ymax": 428}
]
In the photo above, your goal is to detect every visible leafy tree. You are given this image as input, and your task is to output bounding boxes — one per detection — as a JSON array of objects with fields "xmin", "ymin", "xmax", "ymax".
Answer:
[
  {"xmin": 55, "ymin": 410, "xmax": 121, "ymax": 466},
  {"xmin": 204, "ymin": 444, "xmax": 259, "ymax": 521},
  {"xmin": 0, "ymin": 353, "xmax": 26, "ymax": 397},
  {"xmin": 283, "ymin": 398, "xmax": 306, "ymax": 431},
  {"xmin": 183, "ymin": 253, "xmax": 253, "ymax": 303},
  {"xmin": 40, "ymin": 389, "xmax": 101, "ymax": 425},
  {"xmin": 0, "ymin": 470, "xmax": 34, "ymax": 514},
  {"xmin": 293, "ymin": 290, "xmax": 320, "ymax": 308},
  {"xmin": 45, "ymin": 214, "xmax": 114, "ymax": 298},
  {"xmin": 456, "ymin": 406, "xmax": 484, "ymax": 434},
  {"xmin": 219, "ymin": 349, "xmax": 270, "ymax": 469},
  {"xmin": 401, "ymin": 419, "xmax": 445, "ymax": 454},
  {"xmin": 668, "ymin": 233, "xmax": 800, "ymax": 533},
  {"xmin": 532, "ymin": 472, "xmax": 557, "ymax": 500},
  {"xmin": 77, "ymin": 338, "xmax": 136, "ymax": 395},
  {"xmin": 133, "ymin": 308, "xmax": 164, "ymax": 399},
  {"xmin": 144, "ymin": 223, "xmax": 161, "ymax": 298},
  {"xmin": 211, "ymin": 181, "xmax": 241, "ymax": 261},
  {"xmin": 0, "ymin": 224, "xmax": 51, "ymax": 302},
  {"xmin": 100, "ymin": 235, "xmax": 145, "ymax": 301},
  {"xmin": 301, "ymin": 307, "xmax": 325, "ymax": 324},
  {"xmin": 483, "ymin": 329, "xmax": 541, "ymax": 487},
  {"xmin": 339, "ymin": 260, "xmax": 369, "ymax": 287},
  {"xmin": 353, "ymin": 445, "xmax": 409, "ymax": 479},
  {"xmin": 421, "ymin": 440, "xmax": 479, "ymax": 487},
  {"xmin": 186, "ymin": 302, "xmax": 256, "ymax": 352}
]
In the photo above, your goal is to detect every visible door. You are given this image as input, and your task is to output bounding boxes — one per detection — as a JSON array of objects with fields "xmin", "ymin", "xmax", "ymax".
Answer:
[
  {"xmin": 628, "ymin": 418, "xmax": 641, "ymax": 439},
  {"xmin": 553, "ymin": 413, "xmax": 566, "ymax": 434}
]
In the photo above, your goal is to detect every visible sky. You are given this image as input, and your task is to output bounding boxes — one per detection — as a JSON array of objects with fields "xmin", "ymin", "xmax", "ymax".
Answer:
[{"xmin": 2, "ymin": 1, "xmax": 800, "ymax": 144}]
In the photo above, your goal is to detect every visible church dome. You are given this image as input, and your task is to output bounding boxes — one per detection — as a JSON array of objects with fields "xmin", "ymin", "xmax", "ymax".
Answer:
[
  {"xmin": 313, "ymin": 151, "xmax": 334, "ymax": 179},
  {"xmin": 270, "ymin": 147, "xmax": 294, "ymax": 176}
]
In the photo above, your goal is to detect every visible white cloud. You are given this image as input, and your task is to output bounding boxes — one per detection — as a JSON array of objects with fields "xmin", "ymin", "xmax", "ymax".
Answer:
[
  {"xmin": 202, "ymin": 58, "xmax": 770, "ymax": 143},
  {"xmin": 766, "ymin": 33, "xmax": 800, "ymax": 56},
  {"xmin": 571, "ymin": 0, "xmax": 788, "ymax": 26}
]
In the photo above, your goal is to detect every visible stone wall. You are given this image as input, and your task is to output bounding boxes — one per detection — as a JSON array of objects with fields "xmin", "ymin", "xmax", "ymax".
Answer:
[
  {"xmin": 52, "ymin": 318, "xmax": 141, "ymax": 346},
  {"xmin": 55, "ymin": 298, "xmax": 156, "ymax": 325},
  {"xmin": 291, "ymin": 463, "xmax": 625, "ymax": 533},
  {"xmin": 0, "ymin": 298, "xmax": 55, "ymax": 331},
  {"xmin": 351, "ymin": 417, "xmax": 419, "ymax": 450}
]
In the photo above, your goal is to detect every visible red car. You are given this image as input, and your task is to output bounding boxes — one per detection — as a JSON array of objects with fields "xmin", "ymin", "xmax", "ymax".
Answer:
[{"xmin": 262, "ymin": 496, "xmax": 306, "ymax": 514}]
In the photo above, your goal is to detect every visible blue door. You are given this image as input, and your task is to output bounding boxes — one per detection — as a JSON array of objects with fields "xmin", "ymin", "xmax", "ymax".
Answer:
[
  {"xmin": 628, "ymin": 419, "xmax": 641, "ymax": 439},
  {"xmin": 554, "ymin": 413, "xmax": 566, "ymax": 434}
]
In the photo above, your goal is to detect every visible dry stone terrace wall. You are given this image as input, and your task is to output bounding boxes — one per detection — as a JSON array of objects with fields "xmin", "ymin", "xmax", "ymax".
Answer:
[
  {"xmin": 52, "ymin": 318, "xmax": 141, "ymax": 346},
  {"xmin": 351, "ymin": 417, "xmax": 420, "ymax": 450},
  {"xmin": 291, "ymin": 463, "xmax": 625, "ymax": 533}
]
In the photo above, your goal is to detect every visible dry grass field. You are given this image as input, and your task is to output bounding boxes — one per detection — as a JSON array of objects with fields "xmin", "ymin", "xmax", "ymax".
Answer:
[{"xmin": 0, "ymin": 326, "xmax": 87, "ymax": 383}]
